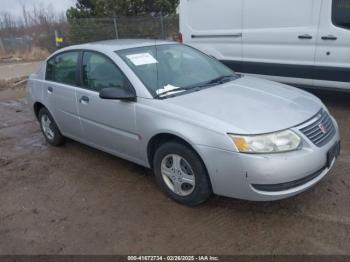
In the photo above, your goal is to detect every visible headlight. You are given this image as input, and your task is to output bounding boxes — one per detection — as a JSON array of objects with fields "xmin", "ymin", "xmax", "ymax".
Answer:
[{"xmin": 228, "ymin": 130, "xmax": 301, "ymax": 154}]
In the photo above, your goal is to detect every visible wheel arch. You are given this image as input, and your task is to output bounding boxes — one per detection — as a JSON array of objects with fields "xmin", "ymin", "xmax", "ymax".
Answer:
[
  {"xmin": 147, "ymin": 132, "xmax": 213, "ymax": 195},
  {"xmin": 147, "ymin": 133, "xmax": 210, "ymax": 176},
  {"xmin": 33, "ymin": 102, "xmax": 46, "ymax": 120}
]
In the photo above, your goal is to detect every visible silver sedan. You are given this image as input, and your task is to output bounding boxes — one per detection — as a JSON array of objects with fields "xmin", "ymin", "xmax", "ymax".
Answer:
[{"xmin": 27, "ymin": 40, "xmax": 341, "ymax": 205}]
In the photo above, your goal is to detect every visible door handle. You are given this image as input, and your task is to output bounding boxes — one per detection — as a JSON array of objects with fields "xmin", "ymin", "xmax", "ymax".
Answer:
[
  {"xmin": 321, "ymin": 35, "xmax": 337, "ymax": 41},
  {"xmin": 298, "ymin": 34, "xmax": 313, "ymax": 40},
  {"xmin": 47, "ymin": 86, "xmax": 53, "ymax": 94},
  {"xmin": 79, "ymin": 96, "xmax": 89, "ymax": 104}
]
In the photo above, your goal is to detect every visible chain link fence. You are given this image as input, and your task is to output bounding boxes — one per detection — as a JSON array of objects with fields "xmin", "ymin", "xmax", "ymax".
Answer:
[
  {"xmin": 66, "ymin": 15, "xmax": 179, "ymax": 44},
  {"xmin": 0, "ymin": 15, "xmax": 179, "ymax": 60}
]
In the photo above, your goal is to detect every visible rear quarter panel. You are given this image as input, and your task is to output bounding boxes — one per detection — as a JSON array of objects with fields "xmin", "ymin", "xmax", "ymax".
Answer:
[{"xmin": 27, "ymin": 61, "xmax": 46, "ymax": 115}]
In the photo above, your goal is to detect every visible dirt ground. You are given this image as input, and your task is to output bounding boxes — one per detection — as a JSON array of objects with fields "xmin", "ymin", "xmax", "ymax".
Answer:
[
  {"xmin": 0, "ymin": 78, "xmax": 350, "ymax": 255},
  {"xmin": 0, "ymin": 61, "xmax": 41, "ymax": 81}
]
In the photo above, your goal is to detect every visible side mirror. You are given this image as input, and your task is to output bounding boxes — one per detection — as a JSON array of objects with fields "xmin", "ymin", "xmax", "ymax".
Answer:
[{"xmin": 99, "ymin": 87, "xmax": 136, "ymax": 101}]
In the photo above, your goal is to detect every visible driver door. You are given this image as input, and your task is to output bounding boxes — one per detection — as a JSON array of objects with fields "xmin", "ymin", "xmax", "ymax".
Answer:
[{"xmin": 76, "ymin": 51, "xmax": 140, "ymax": 161}]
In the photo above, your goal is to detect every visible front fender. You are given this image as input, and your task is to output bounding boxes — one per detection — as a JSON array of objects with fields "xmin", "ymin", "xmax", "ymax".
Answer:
[{"xmin": 135, "ymin": 99, "xmax": 236, "ymax": 167}]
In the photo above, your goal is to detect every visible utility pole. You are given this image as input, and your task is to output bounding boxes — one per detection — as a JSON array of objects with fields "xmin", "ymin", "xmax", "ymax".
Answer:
[
  {"xmin": 159, "ymin": 12, "xmax": 165, "ymax": 39},
  {"xmin": 0, "ymin": 37, "xmax": 5, "ymax": 54},
  {"xmin": 113, "ymin": 12, "xmax": 119, "ymax": 39}
]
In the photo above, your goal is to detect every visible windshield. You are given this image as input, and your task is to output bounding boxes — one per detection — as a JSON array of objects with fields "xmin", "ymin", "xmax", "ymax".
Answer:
[{"xmin": 116, "ymin": 44, "xmax": 237, "ymax": 98}]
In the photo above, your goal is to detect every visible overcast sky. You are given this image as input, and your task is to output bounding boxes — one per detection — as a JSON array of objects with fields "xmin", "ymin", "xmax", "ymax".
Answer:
[{"xmin": 0, "ymin": 0, "xmax": 76, "ymax": 17}]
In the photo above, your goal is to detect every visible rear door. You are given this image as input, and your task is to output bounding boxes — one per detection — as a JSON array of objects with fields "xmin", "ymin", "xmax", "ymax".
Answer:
[
  {"xmin": 314, "ymin": 0, "xmax": 350, "ymax": 89},
  {"xmin": 44, "ymin": 51, "xmax": 82, "ymax": 140},
  {"xmin": 75, "ymin": 51, "xmax": 141, "ymax": 162},
  {"xmin": 242, "ymin": 0, "xmax": 321, "ymax": 86},
  {"xmin": 180, "ymin": 0, "xmax": 243, "ymax": 70}
]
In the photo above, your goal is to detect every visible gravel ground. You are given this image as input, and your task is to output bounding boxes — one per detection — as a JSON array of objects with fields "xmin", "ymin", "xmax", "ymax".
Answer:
[{"xmin": 0, "ymin": 78, "xmax": 349, "ymax": 255}]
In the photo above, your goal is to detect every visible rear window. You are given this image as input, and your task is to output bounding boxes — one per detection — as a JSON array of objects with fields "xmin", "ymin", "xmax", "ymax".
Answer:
[
  {"xmin": 332, "ymin": 0, "xmax": 350, "ymax": 30},
  {"xmin": 46, "ymin": 51, "xmax": 79, "ymax": 85}
]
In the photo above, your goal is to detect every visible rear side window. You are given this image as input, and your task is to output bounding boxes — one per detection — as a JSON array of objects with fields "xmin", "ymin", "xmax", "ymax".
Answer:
[
  {"xmin": 244, "ymin": 0, "xmax": 314, "ymax": 29},
  {"xmin": 46, "ymin": 51, "xmax": 79, "ymax": 85},
  {"xmin": 332, "ymin": 0, "xmax": 350, "ymax": 30},
  {"xmin": 187, "ymin": 0, "xmax": 242, "ymax": 31},
  {"xmin": 82, "ymin": 51, "xmax": 131, "ymax": 92}
]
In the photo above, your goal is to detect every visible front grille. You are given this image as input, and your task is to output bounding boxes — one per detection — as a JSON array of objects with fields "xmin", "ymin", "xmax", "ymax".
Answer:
[
  {"xmin": 300, "ymin": 110, "xmax": 335, "ymax": 147},
  {"xmin": 252, "ymin": 167, "xmax": 325, "ymax": 192}
]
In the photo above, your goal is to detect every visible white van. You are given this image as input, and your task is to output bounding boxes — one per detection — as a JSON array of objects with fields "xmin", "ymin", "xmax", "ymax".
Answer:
[{"xmin": 179, "ymin": 0, "xmax": 350, "ymax": 90}]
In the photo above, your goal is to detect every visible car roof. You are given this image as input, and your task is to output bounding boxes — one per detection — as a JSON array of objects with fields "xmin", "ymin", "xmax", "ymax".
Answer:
[{"xmin": 58, "ymin": 39, "xmax": 177, "ymax": 53}]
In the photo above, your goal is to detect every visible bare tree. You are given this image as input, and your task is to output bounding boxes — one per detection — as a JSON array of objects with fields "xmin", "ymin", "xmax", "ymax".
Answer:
[
  {"xmin": 21, "ymin": 4, "xmax": 29, "ymax": 28},
  {"xmin": 0, "ymin": 2, "xmax": 68, "ymax": 54},
  {"xmin": 0, "ymin": 12, "xmax": 17, "ymax": 30}
]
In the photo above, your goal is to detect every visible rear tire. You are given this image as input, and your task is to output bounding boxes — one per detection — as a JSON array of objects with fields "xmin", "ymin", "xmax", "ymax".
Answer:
[
  {"xmin": 38, "ymin": 108, "xmax": 65, "ymax": 146},
  {"xmin": 153, "ymin": 141, "xmax": 211, "ymax": 206}
]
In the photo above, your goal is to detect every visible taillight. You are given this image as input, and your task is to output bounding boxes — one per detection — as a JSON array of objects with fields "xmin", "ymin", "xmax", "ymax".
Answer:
[
  {"xmin": 178, "ymin": 32, "xmax": 183, "ymax": 43},
  {"xmin": 174, "ymin": 33, "xmax": 183, "ymax": 44}
]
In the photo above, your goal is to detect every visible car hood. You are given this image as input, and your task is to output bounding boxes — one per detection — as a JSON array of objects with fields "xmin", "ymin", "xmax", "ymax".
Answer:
[{"xmin": 166, "ymin": 76, "xmax": 322, "ymax": 134}]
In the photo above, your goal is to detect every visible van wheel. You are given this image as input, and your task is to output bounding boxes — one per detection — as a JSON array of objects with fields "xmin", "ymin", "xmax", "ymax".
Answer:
[
  {"xmin": 38, "ymin": 108, "xmax": 65, "ymax": 146},
  {"xmin": 153, "ymin": 141, "xmax": 211, "ymax": 206}
]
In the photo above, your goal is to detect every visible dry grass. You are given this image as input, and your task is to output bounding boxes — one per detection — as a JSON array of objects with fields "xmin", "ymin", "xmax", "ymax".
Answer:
[
  {"xmin": 0, "ymin": 77, "xmax": 28, "ymax": 91},
  {"xmin": 16, "ymin": 47, "xmax": 50, "ymax": 61},
  {"xmin": 0, "ymin": 47, "xmax": 49, "ymax": 62}
]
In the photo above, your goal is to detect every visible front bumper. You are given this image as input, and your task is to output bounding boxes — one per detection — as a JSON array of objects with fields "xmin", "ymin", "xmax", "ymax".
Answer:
[{"xmin": 196, "ymin": 117, "xmax": 340, "ymax": 201}]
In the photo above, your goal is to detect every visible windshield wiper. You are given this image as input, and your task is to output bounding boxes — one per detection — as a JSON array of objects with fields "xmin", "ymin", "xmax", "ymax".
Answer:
[
  {"xmin": 155, "ymin": 75, "xmax": 238, "ymax": 99},
  {"xmin": 155, "ymin": 87, "xmax": 190, "ymax": 98},
  {"xmin": 206, "ymin": 75, "xmax": 237, "ymax": 85},
  {"xmin": 183, "ymin": 75, "xmax": 237, "ymax": 90}
]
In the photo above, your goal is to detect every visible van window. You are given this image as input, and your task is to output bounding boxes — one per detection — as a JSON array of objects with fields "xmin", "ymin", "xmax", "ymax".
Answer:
[
  {"xmin": 187, "ymin": 0, "xmax": 242, "ymax": 30},
  {"xmin": 332, "ymin": 0, "xmax": 350, "ymax": 30},
  {"xmin": 244, "ymin": 0, "xmax": 314, "ymax": 28},
  {"xmin": 46, "ymin": 52, "xmax": 79, "ymax": 85}
]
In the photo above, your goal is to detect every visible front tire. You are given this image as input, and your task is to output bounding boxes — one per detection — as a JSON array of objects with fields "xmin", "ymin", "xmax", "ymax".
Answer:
[
  {"xmin": 38, "ymin": 108, "xmax": 65, "ymax": 146},
  {"xmin": 153, "ymin": 141, "xmax": 211, "ymax": 206}
]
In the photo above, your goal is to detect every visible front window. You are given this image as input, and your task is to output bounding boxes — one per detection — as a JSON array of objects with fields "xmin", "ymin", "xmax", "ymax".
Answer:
[
  {"xmin": 332, "ymin": 0, "xmax": 350, "ymax": 30},
  {"xmin": 82, "ymin": 51, "xmax": 132, "ymax": 93},
  {"xmin": 116, "ymin": 44, "xmax": 237, "ymax": 98}
]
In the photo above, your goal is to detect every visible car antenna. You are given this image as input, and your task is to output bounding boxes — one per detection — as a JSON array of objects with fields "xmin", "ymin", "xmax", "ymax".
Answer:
[{"xmin": 155, "ymin": 39, "xmax": 160, "ymax": 93}]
